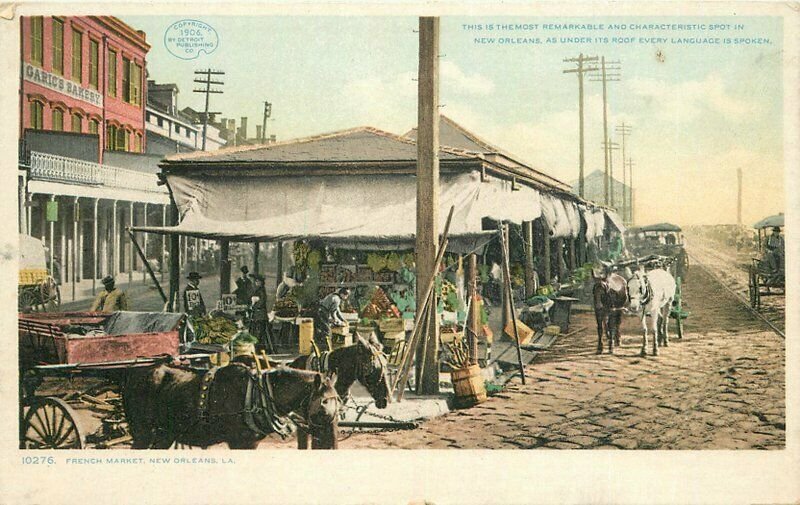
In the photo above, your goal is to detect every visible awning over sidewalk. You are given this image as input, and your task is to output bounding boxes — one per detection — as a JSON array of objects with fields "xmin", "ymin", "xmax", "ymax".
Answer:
[{"xmin": 132, "ymin": 171, "xmax": 543, "ymax": 250}]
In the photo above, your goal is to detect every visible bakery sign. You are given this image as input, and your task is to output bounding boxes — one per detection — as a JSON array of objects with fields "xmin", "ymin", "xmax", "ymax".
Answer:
[{"xmin": 23, "ymin": 62, "xmax": 103, "ymax": 108}]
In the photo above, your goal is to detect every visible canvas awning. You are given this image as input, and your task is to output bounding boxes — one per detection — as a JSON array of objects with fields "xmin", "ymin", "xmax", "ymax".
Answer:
[
  {"xmin": 582, "ymin": 206, "xmax": 607, "ymax": 241},
  {"xmin": 540, "ymin": 193, "xmax": 579, "ymax": 238},
  {"xmin": 132, "ymin": 171, "xmax": 543, "ymax": 250},
  {"xmin": 604, "ymin": 209, "xmax": 626, "ymax": 233}
]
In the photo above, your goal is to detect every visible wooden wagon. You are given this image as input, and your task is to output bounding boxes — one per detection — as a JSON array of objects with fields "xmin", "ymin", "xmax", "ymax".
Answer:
[
  {"xmin": 18, "ymin": 311, "xmax": 194, "ymax": 449},
  {"xmin": 748, "ymin": 213, "xmax": 785, "ymax": 310}
]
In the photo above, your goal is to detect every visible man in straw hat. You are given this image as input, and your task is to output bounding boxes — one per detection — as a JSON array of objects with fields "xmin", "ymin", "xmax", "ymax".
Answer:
[
  {"xmin": 90, "ymin": 275, "xmax": 129, "ymax": 313},
  {"xmin": 183, "ymin": 271, "xmax": 207, "ymax": 317}
]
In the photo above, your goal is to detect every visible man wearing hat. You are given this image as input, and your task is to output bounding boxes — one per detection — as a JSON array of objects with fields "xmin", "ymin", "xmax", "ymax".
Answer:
[
  {"xmin": 234, "ymin": 266, "xmax": 254, "ymax": 307},
  {"xmin": 765, "ymin": 227, "xmax": 785, "ymax": 275},
  {"xmin": 90, "ymin": 276, "xmax": 129, "ymax": 313},
  {"xmin": 183, "ymin": 271, "xmax": 207, "ymax": 317}
]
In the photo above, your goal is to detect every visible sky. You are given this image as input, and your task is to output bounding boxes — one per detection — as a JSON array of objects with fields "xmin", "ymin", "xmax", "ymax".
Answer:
[{"xmin": 124, "ymin": 15, "xmax": 784, "ymax": 226}]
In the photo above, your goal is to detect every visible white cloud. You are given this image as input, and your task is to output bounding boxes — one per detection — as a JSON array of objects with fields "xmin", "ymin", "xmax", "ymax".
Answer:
[
  {"xmin": 626, "ymin": 74, "xmax": 756, "ymax": 122},
  {"xmin": 440, "ymin": 61, "xmax": 495, "ymax": 96}
]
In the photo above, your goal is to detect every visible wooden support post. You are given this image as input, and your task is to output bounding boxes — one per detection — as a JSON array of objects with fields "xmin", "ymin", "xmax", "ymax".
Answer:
[
  {"xmin": 542, "ymin": 222, "xmax": 551, "ymax": 284},
  {"xmin": 142, "ymin": 203, "xmax": 148, "ymax": 284},
  {"xmin": 499, "ymin": 225, "xmax": 526, "ymax": 385},
  {"xmin": 253, "ymin": 242, "xmax": 261, "ymax": 276},
  {"xmin": 415, "ymin": 16, "xmax": 441, "ymax": 396},
  {"xmin": 523, "ymin": 220, "xmax": 536, "ymax": 298},
  {"xmin": 501, "ymin": 223, "xmax": 512, "ymax": 330},
  {"xmin": 161, "ymin": 205, "xmax": 167, "ymax": 282},
  {"xmin": 128, "ymin": 202, "xmax": 134, "ymax": 285},
  {"xmin": 569, "ymin": 237, "xmax": 577, "ymax": 271},
  {"xmin": 273, "ymin": 242, "xmax": 281, "ymax": 287},
  {"xmin": 72, "ymin": 197, "xmax": 78, "ymax": 301},
  {"xmin": 168, "ymin": 205, "xmax": 180, "ymax": 313},
  {"xmin": 220, "ymin": 240, "xmax": 231, "ymax": 295},
  {"xmin": 466, "ymin": 253, "xmax": 479, "ymax": 365},
  {"xmin": 554, "ymin": 238, "xmax": 564, "ymax": 282}
]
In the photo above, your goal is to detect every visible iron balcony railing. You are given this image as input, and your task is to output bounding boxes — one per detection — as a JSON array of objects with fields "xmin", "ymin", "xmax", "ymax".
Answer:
[{"xmin": 28, "ymin": 151, "xmax": 165, "ymax": 194}]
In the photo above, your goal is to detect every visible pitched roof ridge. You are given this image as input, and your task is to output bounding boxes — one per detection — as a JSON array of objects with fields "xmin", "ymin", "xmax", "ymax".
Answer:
[{"xmin": 165, "ymin": 125, "xmax": 378, "ymax": 161}]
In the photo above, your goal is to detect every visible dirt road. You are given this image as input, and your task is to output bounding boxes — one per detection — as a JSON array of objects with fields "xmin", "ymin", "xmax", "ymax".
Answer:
[{"xmin": 324, "ymin": 264, "xmax": 785, "ymax": 450}]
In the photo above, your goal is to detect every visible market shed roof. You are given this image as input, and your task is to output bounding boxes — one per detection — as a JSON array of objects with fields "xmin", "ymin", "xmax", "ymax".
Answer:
[
  {"xmin": 404, "ymin": 116, "xmax": 571, "ymax": 193},
  {"xmin": 162, "ymin": 126, "xmax": 474, "ymax": 165}
]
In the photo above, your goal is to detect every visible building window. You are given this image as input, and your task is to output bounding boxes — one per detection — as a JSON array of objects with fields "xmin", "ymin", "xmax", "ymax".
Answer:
[
  {"xmin": 71, "ymin": 112, "xmax": 82, "ymax": 132},
  {"xmin": 116, "ymin": 130, "xmax": 128, "ymax": 151},
  {"xmin": 175, "ymin": 124, "xmax": 180, "ymax": 134},
  {"xmin": 30, "ymin": 17, "xmax": 43, "ymax": 66},
  {"xmin": 52, "ymin": 108, "xmax": 64, "ymax": 131},
  {"xmin": 51, "ymin": 19, "xmax": 64, "ymax": 74},
  {"xmin": 106, "ymin": 124, "xmax": 117, "ymax": 149},
  {"xmin": 88, "ymin": 118, "xmax": 99, "ymax": 134},
  {"xmin": 131, "ymin": 62, "xmax": 142, "ymax": 106},
  {"xmin": 107, "ymin": 49, "xmax": 117, "ymax": 97},
  {"xmin": 185, "ymin": 128, "xmax": 191, "ymax": 138},
  {"xmin": 134, "ymin": 132, "xmax": 142, "ymax": 153},
  {"xmin": 30, "ymin": 101, "xmax": 44, "ymax": 129},
  {"xmin": 89, "ymin": 39, "xmax": 99, "ymax": 89},
  {"xmin": 157, "ymin": 117, "xmax": 163, "ymax": 128},
  {"xmin": 122, "ymin": 57, "xmax": 130, "ymax": 102},
  {"xmin": 71, "ymin": 28, "xmax": 82, "ymax": 84}
]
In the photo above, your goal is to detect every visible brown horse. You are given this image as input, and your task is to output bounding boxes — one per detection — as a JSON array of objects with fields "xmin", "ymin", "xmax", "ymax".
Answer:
[
  {"xmin": 592, "ymin": 270, "xmax": 629, "ymax": 354},
  {"xmin": 289, "ymin": 333, "xmax": 391, "ymax": 408},
  {"xmin": 121, "ymin": 362, "xmax": 340, "ymax": 449}
]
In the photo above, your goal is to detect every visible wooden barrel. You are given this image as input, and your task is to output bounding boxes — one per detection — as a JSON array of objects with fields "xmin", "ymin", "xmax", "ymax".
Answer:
[{"xmin": 451, "ymin": 364, "xmax": 487, "ymax": 408}]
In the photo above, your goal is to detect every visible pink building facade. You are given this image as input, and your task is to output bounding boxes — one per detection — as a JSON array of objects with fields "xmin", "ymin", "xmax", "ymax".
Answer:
[{"xmin": 20, "ymin": 16, "xmax": 150, "ymax": 160}]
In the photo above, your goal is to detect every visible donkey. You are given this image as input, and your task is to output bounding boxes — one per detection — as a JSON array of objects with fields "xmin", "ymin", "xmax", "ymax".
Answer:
[
  {"xmin": 592, "ymin": 265, "xmax": 629, "ymax": 354},
  {"xmin": 121, "ymin": 362, "xmax": 340, "ymax": 450},
  {"xmin": 627, "ymin": 268, "xmax": 677, "ymax": 356}
]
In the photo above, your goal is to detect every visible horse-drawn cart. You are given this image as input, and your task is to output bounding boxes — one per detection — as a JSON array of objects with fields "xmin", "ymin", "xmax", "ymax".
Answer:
[
  {"xmin": 19, "ymin": 311, "xmax": 186, "ymax": 449},
  {"xmin": 625, "ymin": 223, "xmax": 688, "ymax": 281},
  {"xmin": 748, "ymin": 213, "xmax": 785, "ymax": 310},
  {"xmin": 19, "ymin": 235, "xmax": 60, "ymax": 313}
]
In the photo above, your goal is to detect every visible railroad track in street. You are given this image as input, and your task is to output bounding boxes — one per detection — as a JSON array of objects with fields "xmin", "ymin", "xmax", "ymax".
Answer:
[{"xmin": 686, "ymin": 240, "xmax": 785, "ymax": 339}]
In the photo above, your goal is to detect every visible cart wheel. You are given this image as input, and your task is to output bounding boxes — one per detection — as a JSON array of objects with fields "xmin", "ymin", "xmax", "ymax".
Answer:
[
  {"xmin": 18, "ymin": 289, "xmax": 38, "ymax": 312},
  {"xmin": 748, "ymin": 269, "xmax": 757, "ymax": 308},
  {"xmin": 40, "ymin": 277, "xmax": 61, "ymax": 312},
  {"xmin": 23, "ymin": 397, "xmax": 85, "ymax": 449}
]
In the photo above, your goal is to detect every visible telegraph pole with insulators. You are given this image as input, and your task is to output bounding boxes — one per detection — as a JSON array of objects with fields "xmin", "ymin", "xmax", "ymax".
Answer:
[
  {"xmin": 590, "ymin": 57, "xmax": 621, "ymax": 205},
  {"xmin": 193, "ymin": 69, "xmax": 225, "ymax": 151},
  {"xmin": 563, "ymin": 54, "xmax": 599, "ymax": 198},
  {"xmin": 615, "ymin": 122, "xmax": 632, "ymax": 223}
]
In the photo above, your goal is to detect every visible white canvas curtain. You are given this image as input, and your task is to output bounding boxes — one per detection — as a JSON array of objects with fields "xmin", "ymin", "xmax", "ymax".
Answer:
[
  {"xmin": 135, "ymin": 171, "xmax": 544, "ymax": 245},
  {"xmin": 540, "ymin": 193, "xmax": 580, "ymax": 238}
]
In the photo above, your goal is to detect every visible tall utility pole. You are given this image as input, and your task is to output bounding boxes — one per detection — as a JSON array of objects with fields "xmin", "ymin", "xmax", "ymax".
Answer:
[
  {"xmin": 626, "ymin": 158, "xmax": 635, "ymax": 224},
  {"xmin": 415, "ymin": 16, "xmax": 440, "ymax": 396},
  {"xmin": 590, "ymin": 57, "xmax": 621, "ymax": 205},
  {"xmin": 615, "ymin": 123, "xmax": 632, "ymax": 222},
  {"xmin": 193, "ymin": 69, "xmax": 225, "ymax": 151},
  {"xmin": 563, "ymin": 54, "xmax": 599, "ymax": 198},
  {"xmin": 602, "ymin": 140, "xmax": 620, "ymax": 207},
  {"xmin": 737, "ymin": 167, "xmax": 743, "ymax": 225},
  {"xmin": 261, "ymin": 101, "xmax": 272, "ymax": 143}
]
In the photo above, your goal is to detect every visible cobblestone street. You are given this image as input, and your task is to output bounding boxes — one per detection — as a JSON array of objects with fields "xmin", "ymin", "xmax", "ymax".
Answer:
[{"xmin": 334, "ymin": 263, "xmax": 785, "ymax": 450}]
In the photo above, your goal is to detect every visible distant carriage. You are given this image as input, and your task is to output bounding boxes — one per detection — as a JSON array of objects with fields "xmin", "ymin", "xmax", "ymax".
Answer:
[
  {"xmin": 625, "ymin": 223, "xmax": 688, "ymax": 281},
  {"xmin": 18, "ymin": 234, "xmax": 60, "ymax": 313},
  {"xmin": 748, "ymin": 213, "xmax": 785, "ymax": 310}
]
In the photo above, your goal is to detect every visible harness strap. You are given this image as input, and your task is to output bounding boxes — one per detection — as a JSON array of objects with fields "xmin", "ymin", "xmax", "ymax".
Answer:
[{"xmin": 197, "ymin": 366, "xmax": 220, "ymax": 421}]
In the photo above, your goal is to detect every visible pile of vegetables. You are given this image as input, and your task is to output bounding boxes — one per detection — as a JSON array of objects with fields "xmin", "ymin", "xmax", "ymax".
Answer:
[
  {"xmin": 366, "ymin": 252, "xmax": 415, "ymax": 273},
  {"xmin": 360, "ymin": 287, "xmax": 400, "ymax": 320},
  {"xmin": 192, "ymin": 315, "xmax": 239, "ymax": 345},
  {"xmin": 274, "ymin": 299, "xmax": 299, "ymax": 318}
]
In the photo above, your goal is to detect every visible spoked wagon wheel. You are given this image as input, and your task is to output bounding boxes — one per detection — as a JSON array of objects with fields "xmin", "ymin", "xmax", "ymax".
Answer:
[
  {"xmin": 748, "ymin": 269, "xmax": 759, "ymax": 310},
  {"xmin": 23, "ymin": 397, "xmax": 85, "ymax": 449},
  {"xmin": 18, "ymin": 288, "xmax": 38, "ymax": 313},
  {"xmin": 40, "ymin": 277, "xmax": 61, "ymax": 312}
]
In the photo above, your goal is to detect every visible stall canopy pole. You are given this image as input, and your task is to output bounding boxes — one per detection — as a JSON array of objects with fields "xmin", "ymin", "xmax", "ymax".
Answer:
[
  {"xmin": 524, "ymin": 220, "xmax": 536, "ymax": 298},
  {"xmin": 499, "ymin": 223, "xmax": 526, "ymax": 385},
  {"xmin": 168, "ymin": 205, "xmax": 180, "ymax": 312},
  {"xmin": 127, "ymin": 230, "xmax": 167, "ymax": 303},
  {"xmin": 274, "ymin": 242, "xmax": 281, "ymax": 288},
  {"xmin": 220, "ymin": 240, "xmax": 231, "ymax": 295},
  {"xmin": 466, "ymin": 253, "xmax": 479, "ymax": 365}
]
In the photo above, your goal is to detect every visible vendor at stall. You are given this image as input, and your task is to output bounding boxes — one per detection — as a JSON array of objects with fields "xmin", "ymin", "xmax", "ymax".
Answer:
[
  {"xmin": 183, "ymin": 271, "xmax": 207, "ymax": 317},
  {"xmin": 276, "ymin": 266, "xmax": 304, "ymax": 300},
  {"xmin": 314, "ymin": 287, "xmax": 350, "ymax": 345},
  {"xmin": 234, "ymin": 266, "xmax": 254, "ymax": 306},
  {"xmin": 249, "ymin": 274, "xmax": 275, "ymax": 353}
]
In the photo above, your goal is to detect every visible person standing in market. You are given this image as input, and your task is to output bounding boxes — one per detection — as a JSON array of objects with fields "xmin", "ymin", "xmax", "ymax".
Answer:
[
  {"xmin": 249, "ymin": 274, "xmax": 275, "ymax": 353},
  {"xmin": 765, "ymin": 227, "xmax": 785, "ymax": 274},
  {"xmin": 314, "ymin": 287, "xmax": 350, "ymax": 347},
  {"xmin": 90, "ymin": 276, "xmax": 129, "ymax": 313},
  {"xmin": 234, "ymin": 265, "xmax": 254, "ymax": 309},
  {"xmin": 183, "ymin": 271, "xmax": 207, "ymax": 317}
]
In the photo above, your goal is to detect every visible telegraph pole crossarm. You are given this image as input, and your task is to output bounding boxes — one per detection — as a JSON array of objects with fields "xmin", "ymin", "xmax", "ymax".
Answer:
[{"xmin": 589, "ymin": 58, "xmax": 622, "ymax": 205}]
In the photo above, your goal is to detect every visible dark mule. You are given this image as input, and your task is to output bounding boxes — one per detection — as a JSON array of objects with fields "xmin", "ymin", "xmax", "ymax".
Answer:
[
  {"xmin": 121, "ymin": 362, "xmax": 340, "ymax": 450},
  {"xmin": 289, "ymin": 333, "xmax": 391, "ymax": 408},
  {"xmin": 592, "ymin": 269, "xmax": 629, "ymax": 354}
]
